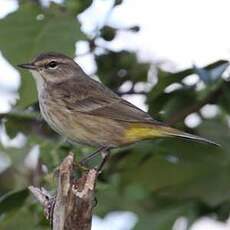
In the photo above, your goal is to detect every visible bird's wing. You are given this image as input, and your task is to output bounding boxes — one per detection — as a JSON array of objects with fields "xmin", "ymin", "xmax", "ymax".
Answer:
[
  {"xmin": 66, "ymin": 93, "xmax": 156, "ymax": 123},
  {"xmin": 56, "ymin": 77, "xmax": 158, "ymax": 123},
  {"xmin": 52, "ymin": 78, "xmax": 157, "ymax": 123}
]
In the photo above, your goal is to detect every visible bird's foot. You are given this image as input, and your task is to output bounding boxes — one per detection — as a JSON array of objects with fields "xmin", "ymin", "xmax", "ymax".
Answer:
[
  {"xmin": 75, "ymin": 160, "xmax": 90, "ymax": 171},
  {"xmin": 80, "ymin": 146, "xmax": 107, "ymax": 165},
  {"xmin": 96, "ymin": 149, "xmax": 111, "ymax": 173},
  {"xmin": 79, "ymin": 146, "xmax": 111, "ymax": 172}
]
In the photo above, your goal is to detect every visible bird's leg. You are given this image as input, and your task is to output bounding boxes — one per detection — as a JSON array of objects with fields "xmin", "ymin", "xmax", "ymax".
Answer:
[
  {"xmin": 97, "ymin": 149, "xmax": 111, "ymax": 173},
  {"xmin": 80, "ymin": 146, "xmax": 107, "ymax": 165}
]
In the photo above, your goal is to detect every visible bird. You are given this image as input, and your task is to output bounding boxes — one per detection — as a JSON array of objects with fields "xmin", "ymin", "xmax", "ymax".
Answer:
[{"xmin": 18, "ymin": 52, "xmax": 218, "ymax": 167}]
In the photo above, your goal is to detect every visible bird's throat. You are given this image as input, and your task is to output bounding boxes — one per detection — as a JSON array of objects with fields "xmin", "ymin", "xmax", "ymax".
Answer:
[{"xmin": 30, "ymin": 70, "xmax": 45, "ymax": 96}]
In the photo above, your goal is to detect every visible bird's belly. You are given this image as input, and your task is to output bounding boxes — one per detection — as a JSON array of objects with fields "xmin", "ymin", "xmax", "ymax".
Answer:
[
  {"xmin": 39, "ymin": 101, "xmax": 126, "ymax": 147},
  {"xmin": 39, "ymin": 101, "xmax": 67, "ymax": 139}
]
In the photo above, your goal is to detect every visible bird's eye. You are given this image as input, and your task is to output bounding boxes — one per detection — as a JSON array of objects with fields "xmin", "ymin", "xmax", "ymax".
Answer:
[{"xmin": 46, "ymin": 61, "xmax": 58, "ymax": 69}]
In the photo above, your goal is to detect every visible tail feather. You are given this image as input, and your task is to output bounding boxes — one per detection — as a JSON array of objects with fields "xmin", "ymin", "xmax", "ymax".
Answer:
[
  {"xmin": 124, "ymin": 123, "xmax": 219, "ymax": 146},
  {"xmin": 160, "ymin": 126, "xmax": 220, "ymax": 147}
]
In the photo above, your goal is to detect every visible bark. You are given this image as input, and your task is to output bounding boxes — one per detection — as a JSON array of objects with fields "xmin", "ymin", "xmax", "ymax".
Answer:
[{"xmin": 29, "ymin": 153, "xmax": 97, "ymax": 230}]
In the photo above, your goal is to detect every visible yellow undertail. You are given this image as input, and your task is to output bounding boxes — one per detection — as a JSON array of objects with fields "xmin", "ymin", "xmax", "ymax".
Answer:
[{"xmin": 124, "ymin": 123, "xmax": 218, "ymax": 146}]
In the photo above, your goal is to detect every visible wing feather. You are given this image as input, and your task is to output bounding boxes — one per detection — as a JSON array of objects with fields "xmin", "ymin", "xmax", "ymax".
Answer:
[{"xmin": 53, "ymin": 77, "xmax": 158, "ymax": 123}]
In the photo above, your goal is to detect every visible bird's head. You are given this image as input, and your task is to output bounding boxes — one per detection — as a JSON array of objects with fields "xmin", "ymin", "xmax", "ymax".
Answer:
[{"xmin": 18, "ymin": 52, "xmax": 82, "ymax": 84}]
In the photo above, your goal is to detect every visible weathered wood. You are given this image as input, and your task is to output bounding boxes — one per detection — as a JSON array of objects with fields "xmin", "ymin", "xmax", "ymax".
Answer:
[{"xmin": 29, "ymin": 152, "xmax": 97, "ymax": 230}]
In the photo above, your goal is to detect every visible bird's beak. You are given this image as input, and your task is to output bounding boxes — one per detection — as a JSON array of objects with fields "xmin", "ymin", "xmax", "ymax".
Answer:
[{"xmin": 17, "ymin": 63, "xmax": 37, "ymax": 70}]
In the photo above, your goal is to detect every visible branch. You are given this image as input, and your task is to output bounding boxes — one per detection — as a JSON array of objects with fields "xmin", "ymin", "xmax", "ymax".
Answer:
[
  {"xmin": 166, "ymin": 86, "xmax": 223, "ymax": 125},
  {"xmin": 29, "ymin": 153, "xmax": 97, "ymax": 230},
  {"xmin": 116, "ymin": 89, "xmax": 147, "ymax": 96},
  {"xmin": 0, "ymin": 110, "xmax": 41, "ymax": 121}
]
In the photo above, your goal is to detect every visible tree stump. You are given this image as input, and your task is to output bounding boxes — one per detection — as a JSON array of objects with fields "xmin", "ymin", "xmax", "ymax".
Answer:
[{"xmin": 29, "ymin": 152, "xmax": 97, "ymax": 230}]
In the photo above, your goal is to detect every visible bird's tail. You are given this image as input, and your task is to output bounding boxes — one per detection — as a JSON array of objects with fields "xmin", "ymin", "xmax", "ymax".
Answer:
[
  {"xmin": 124, "ymin": 123, "xmax": 219, "ymax": 146},
  {"xmin": 158, "ymin": 126, "xmax": 219, "ymax": 146}
]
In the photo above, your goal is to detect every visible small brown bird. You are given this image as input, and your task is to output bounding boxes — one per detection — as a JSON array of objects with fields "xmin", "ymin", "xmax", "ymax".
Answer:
[{"xmin": 18, "ymin": 52, "xmax": 217, "ymax": 164}]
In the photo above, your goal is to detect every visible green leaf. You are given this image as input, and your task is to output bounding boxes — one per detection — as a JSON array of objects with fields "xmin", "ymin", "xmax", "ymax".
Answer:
[
  {"xmin": 0, "ymin": 204, "xmax": 49, "ymax": 230},
  {"xmin": 96, "ymin": 51, "xmax": 149, "ymax": 91},
  {"xmin": 194, "ymin": 60, "xmax": 229, "ymax": 84},
  {"xmin": 161, "ymin": 88, "xmax": 197, "ymax": 120},
  {"xmin": 64, "ymin": 0, "xmax": 92, "ymax": 14},
  {"xmin": 219, "ymin": 82, "xmax": 230, "ymax": 114},
  {"xmin": 101, "ymin": 26, "xmax": 116, "ymax": 41},
  {"xmin": 134, "ymin": 203, "xmax": 197, "ymax": 230},
  {"xmin": 0, "ymin": 189, "xmax": 29, "ymax": 216},
  {"xmin": 114, "ymin": 0, "xmax": 123, "ymax": 6},
  {"xmin": 160, "ymin": 164, "xmax": 230, "ymax": 206},
  {"xmin": 118, "ymin": 138, "xmax": 225, "ymax": 205},
  {"xmin": 0, "ymin": 3, "xmax": 86, "ymax": 108},
  {"xmin": 4, "ymin": 110, "xmax": 54, "ymax": 139},
  {"xmin": 148, "ymin": 68, "xmax": 193, "ymax": 102}
]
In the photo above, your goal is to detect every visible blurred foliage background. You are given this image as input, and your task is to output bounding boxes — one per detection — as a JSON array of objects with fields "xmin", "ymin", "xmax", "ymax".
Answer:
[{"xmin": 0, "ymin": 0, "xmax": 230, "ymax": 229}]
